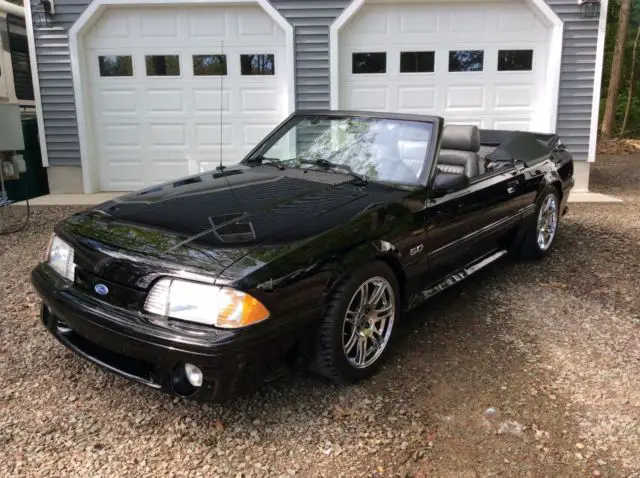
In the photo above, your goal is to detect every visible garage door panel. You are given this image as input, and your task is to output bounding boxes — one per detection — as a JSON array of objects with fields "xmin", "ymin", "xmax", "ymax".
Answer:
[
  {"xmin": 103, "ymin": 124, "xmax": 143, "ymax": 147},
  {"xmin": 345, "ymin": 86, "xmax": 388, "ymax": 111},
  {"xmin": 148, "ymin": 124, "xmax": 187, "ymax": 147},
  {"xmin": 340, "ymin": 1, "xmax": 550, "ymax": 135},
  {"xmin": 187, "ymin": 12, "xmax": 226, "ymax": 38},
  {"xmin": 195, "ymin": 123, "xmax": 235, "ymax": 147},
  {"xmin": 498, "ymin": 11, "xmax": 536, "ymax": 32},
  {"xmin": 494, "ymin": 85, "xmax": 534, "ymax": 109},
  {"xmin": 238, "ymin": 10, "xmax": 276, "ymax": 36},
  {"xmin": 398, "ymin": 87, "xmax": 436, "ymax": 111},
  {"xmin": 446, "ymin": 86, "xmax": 486, "ymax": 110},
  {"xmin": 350, "ymin": 10, "xmax": 389, "ymax": 35},
  {"xmin": 240, "ymin": 89, "xmax": 282, "ymax": 113},
  {"xmin": 141, "ymin": 12, "xmax": 178, "ymax": 39},
  {"xmin": 99, "ymin": 89, "xmax": 138, "ymax": 114},
  {"xmin": 146, "ymin": 89, "xmax": 185, "ymax": 114},
  {"xmin": 91, "ymin": 11, "xmax": 131, "ymax": 41},
  {"xmin": 450, "ymin": 12, "xmax": 487, "ymax": 34},
  {"xmin": 193, "ymin": 89, "xmax": 232, "ymax": 113},
  {"xmin": 399, "ymin": 10, "xmax": 438, "ymax": 34}
]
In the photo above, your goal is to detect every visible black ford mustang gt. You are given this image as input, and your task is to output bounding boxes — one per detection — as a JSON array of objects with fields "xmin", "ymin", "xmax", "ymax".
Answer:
[{"xmin": 32, "ymin": 111, "xmax": 574, "ymax": 401}]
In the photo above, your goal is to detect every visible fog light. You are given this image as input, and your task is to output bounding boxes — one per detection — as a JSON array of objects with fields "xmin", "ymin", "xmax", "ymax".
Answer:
[{"xmin": 184, "ymin": 363, "xmax": 203, "ymax": 387}]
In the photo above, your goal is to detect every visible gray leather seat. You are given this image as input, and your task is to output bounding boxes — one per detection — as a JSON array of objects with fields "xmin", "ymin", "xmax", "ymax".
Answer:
[{"xmin": 437, "ymin": 125, "xmax": 481, "ymax": 179}]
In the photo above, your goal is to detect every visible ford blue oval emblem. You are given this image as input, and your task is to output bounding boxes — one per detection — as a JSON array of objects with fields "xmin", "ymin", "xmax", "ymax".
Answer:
[{"xmin": 94, "ymin": 284, "xmax": 109, "ymax": 296}]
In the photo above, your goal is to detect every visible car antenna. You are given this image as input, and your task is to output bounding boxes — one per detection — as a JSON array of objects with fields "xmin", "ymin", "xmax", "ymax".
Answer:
[{"xmin": 215, "ymin": 40, "xmax": 226, "ymax": 172}]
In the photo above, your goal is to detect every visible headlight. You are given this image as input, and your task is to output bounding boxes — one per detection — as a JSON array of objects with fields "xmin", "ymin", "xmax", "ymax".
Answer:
[
  {"xmin": 143, "ymin": 278, "xmax": 270, "ymax": 328},
  {"xmin": 47, "ymin": 235, "xmax": 75, "ymax": 282}
]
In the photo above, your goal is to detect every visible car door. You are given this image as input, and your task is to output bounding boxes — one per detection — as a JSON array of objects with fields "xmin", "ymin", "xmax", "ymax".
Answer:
[{"xmin": 421, "ymin": 166, "xmax": 526, "ymax": 288}]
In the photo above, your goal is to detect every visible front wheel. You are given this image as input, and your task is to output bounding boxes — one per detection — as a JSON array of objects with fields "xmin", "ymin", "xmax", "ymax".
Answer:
[
  {"xmin": 312, "ymin": 261, "xmax": 400, "ymax": 384},
  {"xmin": 518, "ymin": 186, "xmax": 560, "ymax": 259}
]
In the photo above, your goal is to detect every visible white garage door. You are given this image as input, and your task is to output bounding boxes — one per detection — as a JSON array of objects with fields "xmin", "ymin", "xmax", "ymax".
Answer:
[
  {"xmin": 339, "ymin": 2, "xmax": 550, "ymax": 131},
  {"xmin": 86, "ymin": 5, "xmax": 289, "ymax": 191}
]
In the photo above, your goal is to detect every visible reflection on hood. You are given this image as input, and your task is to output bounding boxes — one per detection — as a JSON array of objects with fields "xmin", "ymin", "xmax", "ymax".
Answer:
[{"xmin": 89, "ymin": 166, "xmax": 409, "ymax": 249}]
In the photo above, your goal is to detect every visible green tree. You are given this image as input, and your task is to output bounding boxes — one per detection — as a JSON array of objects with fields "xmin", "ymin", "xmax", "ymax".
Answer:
[{"xmin": 601, "ymin": 0, "xmax": 640, "ymax": 138}]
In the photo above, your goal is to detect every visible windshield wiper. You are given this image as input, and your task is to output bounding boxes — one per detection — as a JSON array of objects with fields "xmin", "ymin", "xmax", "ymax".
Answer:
[
  {"xmin": 296, "ymin": 158, "xmax": 368, "ymax": 184},
  {"xmin": 245, "ymin": 156, "xmax": 287, "ymax": 170}
]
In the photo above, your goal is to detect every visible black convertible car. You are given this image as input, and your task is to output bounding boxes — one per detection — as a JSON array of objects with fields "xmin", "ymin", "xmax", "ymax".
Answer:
[{"xmin": 32, "ymin": 111, "xmax": 574, "ymax": 401}]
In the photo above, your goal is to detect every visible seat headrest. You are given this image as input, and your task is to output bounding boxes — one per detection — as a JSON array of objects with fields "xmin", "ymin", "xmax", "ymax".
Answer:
[{"xmin": 441, "ymin": 125, "xmax": 481, "ymax": 153}]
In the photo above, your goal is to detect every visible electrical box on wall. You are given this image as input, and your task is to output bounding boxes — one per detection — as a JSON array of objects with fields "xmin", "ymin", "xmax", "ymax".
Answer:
[{"xmin": 0, "ymin": 103, "xmax": 25, "ymax": 151}]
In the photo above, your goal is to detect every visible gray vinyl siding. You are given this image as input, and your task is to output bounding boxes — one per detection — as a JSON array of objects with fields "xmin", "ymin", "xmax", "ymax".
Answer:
[
  {"xmin": 31, "ymin": 0, "xmax": 599, "ymax": 167},
  {"xmin": 30, "ymin": 0, "xmax": 85, "ymax": 166},
  {"xmin": 548, "ymin": 0, "xmax": 599, "ymax": 160},
  {"xmin": 270, "ymin": 0, "xmax": 351, "ymax": 110}
]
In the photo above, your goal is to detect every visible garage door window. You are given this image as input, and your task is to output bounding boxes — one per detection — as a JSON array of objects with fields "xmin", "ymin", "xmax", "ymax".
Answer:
[
  {"xmin": 240, "ymin": 54, "xmax": 275, "ymax": 75},
  {"xmin": 145, "ymin": 55, "xmax": 180, "ymax": 76},
  {"xmin": 98, "ymin": 55, "xmax": 133, "ymax": 77},
  {"xmin": 498, "ymin": 50, "xmax": 533, "ymax": 71},
  {"xmin": 400, "ymin": 51, "xmax": 435, "ymax": 73},
  {"xmin": 193, "ymin": 55, "xmax": 227, "ymax": 76},
  {"xmin": 448, "ymin": 51, "xmax": 484, "ymax": 72},
  {"xmin": 352, "ymin": 52, "xmax": 386, "ymax": 74}
]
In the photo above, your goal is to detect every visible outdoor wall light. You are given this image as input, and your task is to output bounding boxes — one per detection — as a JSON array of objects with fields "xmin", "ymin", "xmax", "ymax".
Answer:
[{"xmin": 578, "ymin": 0, "xmax": 601, "ymax": 19}]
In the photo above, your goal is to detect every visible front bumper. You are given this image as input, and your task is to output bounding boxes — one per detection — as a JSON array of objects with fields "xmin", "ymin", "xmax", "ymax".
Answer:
[{"xmin": 31, "ymin": 264, "xmax": 315, "ymax": 401}]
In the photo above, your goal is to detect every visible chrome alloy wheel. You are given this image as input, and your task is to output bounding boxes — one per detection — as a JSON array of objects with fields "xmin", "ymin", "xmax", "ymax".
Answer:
[
  {"xmin": 342, "ymin": 277, "xmax": 395, "ymax": 369},
  {"xmin": 537, "ymin": 194, "xmax": 558, "ymax": 251}
]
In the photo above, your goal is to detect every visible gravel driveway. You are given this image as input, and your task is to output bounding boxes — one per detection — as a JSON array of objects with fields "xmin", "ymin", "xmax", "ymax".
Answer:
[{"xmin": 1, "ymin": 156, "xmax": 639, "ymax": 477}]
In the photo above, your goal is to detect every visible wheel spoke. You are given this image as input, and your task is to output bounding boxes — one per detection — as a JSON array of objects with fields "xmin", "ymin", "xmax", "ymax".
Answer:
[
  {"xmin": 345, "ymin": 309, "xmax": 359, "ymax": 325},
  {"xmin": 355, "ymin": 338, "xmax": 366, "ymax": 366},
  {"xmin": 373, "ymin": 305, "xmax": 393, "ymax": 322},
  {"xmin": 372, "ymin": 318, "xmax": 387, "ymax": 337},
  {"xmin": 369, "ymin": 334, "xmax": 381, "ymax": 352},
  {"xmin": 368, "ymin": 282, "xmax": 386, "ymax": 307},
  {"xmin": 344, "ymin": 328, "xmax": 359, "ymax": 354},
  {"xmin": 357, "ymin": 284, "xmax": 369, "ymax": 313}
]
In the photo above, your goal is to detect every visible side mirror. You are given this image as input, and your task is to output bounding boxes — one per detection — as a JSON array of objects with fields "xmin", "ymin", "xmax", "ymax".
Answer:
[{"xmin": 431, "ymin": 172, "xmax": 469, "ymax": 198}]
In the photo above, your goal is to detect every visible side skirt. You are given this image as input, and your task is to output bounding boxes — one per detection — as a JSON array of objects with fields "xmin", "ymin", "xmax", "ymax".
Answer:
[{"xmin": 407, "ymin": 249, "xmax": 508, "ymax": 309}]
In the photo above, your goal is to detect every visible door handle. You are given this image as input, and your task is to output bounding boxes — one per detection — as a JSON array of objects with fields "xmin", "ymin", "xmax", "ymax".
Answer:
[{"xmin": 507, "ymin": 180, "xmax": 518, "ymax": 195}]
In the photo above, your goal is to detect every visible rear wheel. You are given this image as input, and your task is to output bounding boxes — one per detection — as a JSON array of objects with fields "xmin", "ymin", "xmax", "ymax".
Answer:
[
  {"xmin": 518, "ymin": 186, "xmax": 560, "ymax": 259},
  {"xmin": 312, "ymin": 262, "xmax": 400, "ymax": 384}
]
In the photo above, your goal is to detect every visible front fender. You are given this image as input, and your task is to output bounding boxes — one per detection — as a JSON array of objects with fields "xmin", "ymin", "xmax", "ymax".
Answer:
[{"xmin": 325, "ymin": 240, "xmax": 404, "ymax": 294}]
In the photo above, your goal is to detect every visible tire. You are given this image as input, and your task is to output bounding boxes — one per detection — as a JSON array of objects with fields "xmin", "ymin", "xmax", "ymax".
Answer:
[
  {"xmin": 518, "ymin": 186, "xmax": 560, "ymax": 259},
  {"xmin": 312, "ymin": 261, "xmax": 400, "ymax": 384}
]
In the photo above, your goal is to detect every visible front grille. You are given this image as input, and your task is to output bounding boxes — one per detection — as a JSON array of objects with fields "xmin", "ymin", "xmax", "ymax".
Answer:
[{"xmin": 73, "ymin": 267, "xmax": 146, "ymax": 312}]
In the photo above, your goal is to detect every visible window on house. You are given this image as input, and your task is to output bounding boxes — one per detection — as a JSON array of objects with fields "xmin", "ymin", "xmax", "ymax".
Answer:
[
  {"xmin": 352, "ymin": 52, "xmax": 387, "ymax": 74},
  {"xmin": 448, "ymin": 50, "xmax": 484, "ymax": 72},
  {"xmin": 240, "ymin": 54, "xmax": 275, "ymax": 75},
  {"xmin": 400, "ymin": 51, "xmax": 435, "ymax": 73},
  {"xmin": 498, "ymin": 50, "xmax": 534, "ymax": 71},
  {"xmin": 193, "ymin": 55, "xmax": 227, "ymax": 76},
  {"xmin": 145, "ymin": 55, "xmax": 180, "ymax": 76},
  {"xmin": 98, "ymin": 55, "xmax": 134, "ymax": 77}
]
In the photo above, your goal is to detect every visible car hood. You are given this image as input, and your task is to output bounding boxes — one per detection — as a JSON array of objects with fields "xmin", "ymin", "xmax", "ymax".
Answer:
[{"xmin": 59, "ymin": 165, "xmax": 411, "ymax": 283}]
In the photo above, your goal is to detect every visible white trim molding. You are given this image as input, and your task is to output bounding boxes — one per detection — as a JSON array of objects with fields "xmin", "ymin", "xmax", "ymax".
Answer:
[
  {"xmin": 68, "ymin": 0, "xmax": 295, "ymax": 193},
  {"xmin": 23, "ymin": 0, "xmax": 49, "ymax": 167},
  {"xmin": 330, "ymin": 0, "xmax": 564, "ymax": 134},
  {"xmin": 589, "ymin": 0, "xmax": 609, "ymax": 163}
]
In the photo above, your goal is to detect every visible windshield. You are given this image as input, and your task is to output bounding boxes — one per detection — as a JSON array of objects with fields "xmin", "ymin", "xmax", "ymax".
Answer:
[{"xmin": 249, "ymin": 115, "xmax": 434, "ymax": 186}]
